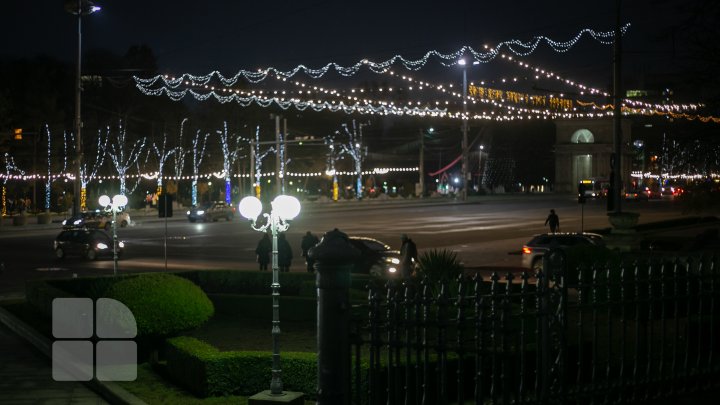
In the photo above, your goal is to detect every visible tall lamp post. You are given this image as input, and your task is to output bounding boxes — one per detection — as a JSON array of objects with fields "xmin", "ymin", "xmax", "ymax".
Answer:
[
  {"xmin": 238, "ymin": 194, "xmax": 301, "ymax": 398},
  {"xmin": 98, "ymin": 194, "xmax": 127, "ymax": 276},
  {"xmin": 66, "ymin": 0, "xmax": 101, "ymax": 215},
  {"xmin": 458, "ymin": 58, "xmax": 479, "ymax": 201}
]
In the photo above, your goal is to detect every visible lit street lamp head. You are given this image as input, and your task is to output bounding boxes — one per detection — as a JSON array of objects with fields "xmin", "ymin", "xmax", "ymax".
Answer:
[
  {"xmin": 238, "ymin": 196, "xmax": 262, "ymax": 221},
  {"xmin": 272, "ymin": 195, "xmax": 301, "ymax": 221},
  {"xmin": 64, "ymin": 0, "xmax": 101, "ymax": 15}
]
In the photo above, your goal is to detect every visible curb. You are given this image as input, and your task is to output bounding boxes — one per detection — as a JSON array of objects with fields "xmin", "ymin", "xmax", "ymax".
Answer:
[{"xmin": 0, "ymin": 302, "xmax": 147, "ymax": 405}]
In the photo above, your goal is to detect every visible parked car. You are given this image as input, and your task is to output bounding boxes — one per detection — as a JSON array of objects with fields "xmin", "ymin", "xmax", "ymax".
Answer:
[
  {"xmin": 521, "ymin": 232, "xmax": 605, "ymax": 272},
  {"xmin": 62, "ymin": 210, "xmax": 131, "ymax": 230},
  {"xmin": 624, "ymin": 189, "xmax": 649, "ymax": 201},
  {"xmin": 62, "ymin": 211, "xmax": 111, "ymax": 230},
  {"xmin": 101, "ymin": 210, "xmax": 131, "ymax": 227},
  {"xmin": 54, "ymin": 228, "xmax": 125, "ymax": 260},
  {"xmin": 348, "ymin": 236, "xmax": 401, "ymax": 277},
  {"xmin": 186, "ymin": 201, "xmax": 235, "ymax": 222}
]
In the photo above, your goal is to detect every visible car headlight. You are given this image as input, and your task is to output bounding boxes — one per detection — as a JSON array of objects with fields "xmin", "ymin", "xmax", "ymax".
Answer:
[
  {"xmin": 73, "ymin": 219, "xmax": 83, "ymax": 225},
  {"xmin": 96, "ymin": 243, "xmax": 108, "ymax": 250},
  {"xmin": 62, "ymin": 219, "xmax": 67, "ymax": 226},
  {"xmin": 186, "ymin": 210, "xmax": 191, "ymax": 215},
  {"xmin": 388, "ymin": 267, "xmax": 397, "ymax": 273},
  {"xmin": 196, "ymin": 210, "xmax": 205, "ymax": 215},
  {"xmin": 118, "ymin": 241, "xmax": 125, "ymax": 248},
  {"xmin": 386, "ymin": 257, "xmax": 400, "ymax": 264}
]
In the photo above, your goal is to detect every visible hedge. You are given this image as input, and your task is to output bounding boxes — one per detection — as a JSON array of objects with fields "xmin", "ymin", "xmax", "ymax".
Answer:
[
  {"xmin": 165, "ymin": 336, "xmax": 317, "ymax": 397},
  {"xmin": 104, "ymin": 273, "xmax": 214, "ymax": 337}
]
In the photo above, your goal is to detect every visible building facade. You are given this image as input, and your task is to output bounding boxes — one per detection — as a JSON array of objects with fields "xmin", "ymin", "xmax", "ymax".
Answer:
[{"xmin": 553, "ymin": 118, "xmax": 634, "ymax": 193}]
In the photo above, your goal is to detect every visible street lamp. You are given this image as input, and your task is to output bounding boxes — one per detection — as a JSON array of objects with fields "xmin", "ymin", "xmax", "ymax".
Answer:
[
  {"xmin": 458, "ymin": 58, "xmax": 479, "ymax": 201},
  {"xmin": 98, "ymin": 194, "xmax": 127, "ymax": 276},
  {"xmin": 65, "ymin": 0, "xmax": 101, "ymax": 215},
  {"xmin": 238, "ymin": 194, "xmax": 301, "ymax": 396}
]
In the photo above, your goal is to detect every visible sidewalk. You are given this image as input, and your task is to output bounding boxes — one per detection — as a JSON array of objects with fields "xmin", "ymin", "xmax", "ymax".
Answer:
[{"xmin": 0, "ymin": 322, "xmax": 109, "ymax": 404}]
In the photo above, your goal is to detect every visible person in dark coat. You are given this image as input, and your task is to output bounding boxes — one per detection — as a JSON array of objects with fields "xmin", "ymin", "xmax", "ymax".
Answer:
[
  {"xmin": 545, "ymin": 209, "xmax": 560, "ymax": 233},
  {"xmin": 255, "ymin": 233, "xmax": 271, "ymax": 270},
  {"xmin": 400, "ymin": 234, "xmax": 418, "ymax": 278},
  {"xmin": 278, "ymin": 233, "xmax": 293, "ymax": 272},
  {"xmin": 301, "ymin": 231, "xmax": 320, "ymax": 272}
]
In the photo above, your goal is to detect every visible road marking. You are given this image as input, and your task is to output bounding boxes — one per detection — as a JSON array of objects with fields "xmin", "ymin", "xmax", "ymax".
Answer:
[{"xmin": 36, "ymin": 267, "xmax": 69, "ymax": 272}]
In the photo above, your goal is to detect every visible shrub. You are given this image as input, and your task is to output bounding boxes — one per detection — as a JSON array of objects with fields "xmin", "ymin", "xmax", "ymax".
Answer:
[
  {"xmin": 165, "ymin": 336, "xmax": 317, "ymax": 397},
  {"xmin": 416, "ymin": 249, "xmax": 464, "ymax": 282},
  {"xmin": 104, "ymin": 273, "xmax": 214, "ymax": 338}
]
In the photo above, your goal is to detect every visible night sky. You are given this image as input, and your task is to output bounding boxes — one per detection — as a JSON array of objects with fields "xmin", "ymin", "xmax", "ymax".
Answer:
[{"xmin": 2, "ymin": 0, "xmax": 703, "ymax": 98}]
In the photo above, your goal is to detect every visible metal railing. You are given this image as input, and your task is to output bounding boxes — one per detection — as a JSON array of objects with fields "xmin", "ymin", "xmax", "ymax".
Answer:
[{"xmin": 348, "ymin": 251, "xmax": 720, "ymax": 404}]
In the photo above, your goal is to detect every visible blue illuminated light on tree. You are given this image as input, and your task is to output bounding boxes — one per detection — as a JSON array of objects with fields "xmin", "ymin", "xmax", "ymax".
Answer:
[
  {"xmin": 191, "ymin": 130, "xmax": 210, "ymax": 206},
  {"xmin": 217, "ymin": 121, "xmax": 244, "ymax": 204}
]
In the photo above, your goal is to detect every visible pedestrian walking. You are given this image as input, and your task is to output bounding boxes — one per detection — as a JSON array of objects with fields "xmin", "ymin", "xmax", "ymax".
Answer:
[
  {"xmin": 400, "ymin": 234, "xmax": 418, "ymax": 278},
  {"xmin": 301, "ymin": 231, "xmax": 320, "ymax": 272},
  {"xmin": 255, "ymin": 233, "xmax": 271, "ymax": 270},
  {"xmin": 545, "ymin": 209, "xmax": 560, "ymax": 233},
  {"xmin": 278, "ymin": 233, "xmax": 293, "ymax": 272}
]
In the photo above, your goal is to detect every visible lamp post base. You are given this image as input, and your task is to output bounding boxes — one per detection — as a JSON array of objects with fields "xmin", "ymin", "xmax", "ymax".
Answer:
[{"xmin": 248, "ymin": 390, "xmax": 304, "ymax": 405}]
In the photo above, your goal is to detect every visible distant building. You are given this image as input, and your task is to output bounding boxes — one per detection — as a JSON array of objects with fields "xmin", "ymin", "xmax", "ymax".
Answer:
[{"xmin": 553, "ymin": 118, "xmax": 634, "ymax": 193}]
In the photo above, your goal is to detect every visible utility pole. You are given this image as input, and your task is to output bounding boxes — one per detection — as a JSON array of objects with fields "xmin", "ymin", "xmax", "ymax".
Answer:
[
  {"xmin": 419, "ymin": 128, "xmax": 425, "ymax": 197},
  {"xmin": 461, "ymin": 65, "xmax": 469, "ymax": 201},
  {"xmin": 610, "ymin": 0, "xmax": 623, "ymax": 213},
  {"xmin": 274, "ymin": 115, "xmax": 281, "ymax": 197}
]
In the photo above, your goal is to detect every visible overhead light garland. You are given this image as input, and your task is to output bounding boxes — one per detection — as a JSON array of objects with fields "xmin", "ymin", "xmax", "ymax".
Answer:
[{"xmin": 135, "ymin": 25, "xmax": 630, "ymax": 90}]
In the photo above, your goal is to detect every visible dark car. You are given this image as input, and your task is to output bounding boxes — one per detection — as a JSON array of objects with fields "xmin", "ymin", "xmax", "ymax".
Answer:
[
  {"xmin": 348, "ymin": 236, "xmax": 401, "ymax": 277},
  {"xmin": 521, "ymin": 232, "xmax": 605, "ymax": 271},
  {"xmin": 186, "ymin": 201, "xmax": 235, "ymax": 223},
  {"xmin": 54, "ymin": 229, "xmax": 125, "ymax": 260},
  {"xmin": 62, "ymin": 211, "xmax": 112, "ymax": 230}
]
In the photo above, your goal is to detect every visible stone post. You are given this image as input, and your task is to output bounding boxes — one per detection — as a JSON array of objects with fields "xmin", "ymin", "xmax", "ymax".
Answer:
[{"xmin": 308, "ymin": 228, "xmax": 360, "ymax": 405}]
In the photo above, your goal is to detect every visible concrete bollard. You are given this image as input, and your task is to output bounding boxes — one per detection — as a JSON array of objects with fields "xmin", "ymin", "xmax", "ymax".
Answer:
[{"xmin": 308, "ymin": 228, "xmax": 360, "ymax": 405}]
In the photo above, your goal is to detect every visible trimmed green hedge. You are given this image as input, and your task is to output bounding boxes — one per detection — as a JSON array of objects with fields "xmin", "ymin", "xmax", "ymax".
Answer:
[
  {"xmin": 165, "ymin": 336, "xmax": 317, "ymax": 397},
  {"xmin": 105, "ymin": 273, "xmax": 214, "ymax": 337}
]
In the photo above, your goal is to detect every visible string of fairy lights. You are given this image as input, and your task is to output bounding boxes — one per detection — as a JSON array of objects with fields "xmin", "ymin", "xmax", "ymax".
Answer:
[
  {"xmin": 137, "ymin": 48, "xmax": 714, "ymax": 122},
  {"xmin": 0, "ymin": 167, "xmax": 419, "ymax": 182},
  {"xmin": 135, "ymin": 25, "xmax": 630, "ymax": 89},
  {"xmin": 133, "ymin": 25, "xmax": 665, "ymax": 121}
]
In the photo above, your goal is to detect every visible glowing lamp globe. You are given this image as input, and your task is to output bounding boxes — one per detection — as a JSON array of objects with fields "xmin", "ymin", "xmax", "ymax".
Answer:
[
  {"xmin": 272, "ymin": 195, "xmax": 301, "ymax": 221},
  {"xmin": 239, "ymin": 196, "xmax": 262, "ymax": 220},
  {"xmin": 113, "ymin": 195, "xmax": 128, "ymax": 207},
  {"xmin": 99, "ymin": 195, "xmax": 111, "ymax": 207}
]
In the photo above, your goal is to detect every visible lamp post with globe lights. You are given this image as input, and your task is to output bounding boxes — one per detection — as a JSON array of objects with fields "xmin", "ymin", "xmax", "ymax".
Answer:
[
  {"xmin": 99, "ymin": 194, "xmax": 127, "ymax": 276},
  {"xmin": 238, "ymin": 194, "xmax": 301, "ymax": 397}
]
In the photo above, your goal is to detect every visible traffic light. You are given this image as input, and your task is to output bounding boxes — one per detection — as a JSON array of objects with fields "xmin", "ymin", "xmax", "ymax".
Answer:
[
  {"xmin": 578, "ymin": 183, "xmax": 587, "ymax": 204},
  {"xmin": 13, "ymin": 128, "xmax": 22, "ymax": 140}
]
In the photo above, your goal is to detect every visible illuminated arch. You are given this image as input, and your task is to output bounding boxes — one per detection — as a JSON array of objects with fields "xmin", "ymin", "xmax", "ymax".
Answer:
[{"xmin": 570, "ymin": 129, "xmax": 595, "ymax": 143}]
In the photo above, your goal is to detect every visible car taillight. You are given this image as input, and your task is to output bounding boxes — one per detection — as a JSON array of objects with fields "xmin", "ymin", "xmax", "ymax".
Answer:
[{"xmin": 522, "ymin": 246, "xmax": 532, "ymax": 254}]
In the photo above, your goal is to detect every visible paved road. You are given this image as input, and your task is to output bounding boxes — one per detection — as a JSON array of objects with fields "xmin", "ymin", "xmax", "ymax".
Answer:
[{"xmin": 0, "ymin": 194, "xmax": 690, "ymax": 295}]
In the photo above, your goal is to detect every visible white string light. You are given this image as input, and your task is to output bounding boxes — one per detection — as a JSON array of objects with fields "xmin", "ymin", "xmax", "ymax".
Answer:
[{"xmin": 134, "ymin": 25, "xmax": 630, "ymax": 89}]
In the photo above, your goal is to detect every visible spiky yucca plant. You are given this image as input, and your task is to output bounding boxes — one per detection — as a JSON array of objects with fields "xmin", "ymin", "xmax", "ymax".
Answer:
[{"xmin": 416, "ymin": 248, "xmax": 464, "ymax": 282}]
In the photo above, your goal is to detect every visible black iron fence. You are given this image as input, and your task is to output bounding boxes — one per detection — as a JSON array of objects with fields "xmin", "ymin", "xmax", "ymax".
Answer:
[{"xmin": 348, "ymin": 251, "xmax": 720, "ymax": 404}]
